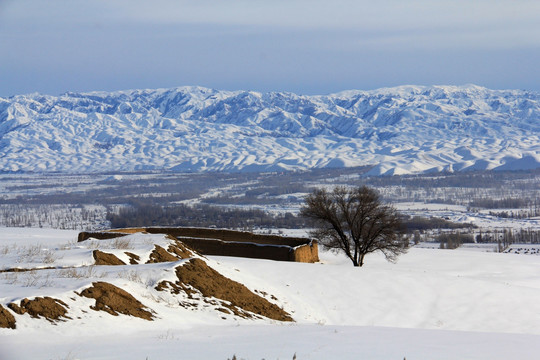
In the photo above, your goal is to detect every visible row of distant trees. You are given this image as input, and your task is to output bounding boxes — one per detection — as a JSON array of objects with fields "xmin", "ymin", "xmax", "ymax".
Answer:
[
  {"xmin": 0, "ymin": 204, "xmax": 107, "ymax": 230},
  {"xmin": 468, "ymin": 197, "xmax": 540, "ymax": 219},
  {"xmin": 477, "ymin": 228, "xmax": 540, "ymax": 246},
  {"xmin": 468, "ymin": 197, "xmax": 540, "ymax": 210},
  {"xmin": 436, "ymin": 233, "xmax": 474, "ymax": 249},
  {"xmin": 106, "ymin": 201, "xmax": 304, "ymax": 230},
  {"xmin": 434, "ymin": 228, "xmax": 540, "ymax": 250},
  {"xmin": 108, "ymin": 198, "xmax": 470, "ymax": 229},
  {"xmin": 486, "ymin": 209, "xmax": 540, "ymax": 219}
]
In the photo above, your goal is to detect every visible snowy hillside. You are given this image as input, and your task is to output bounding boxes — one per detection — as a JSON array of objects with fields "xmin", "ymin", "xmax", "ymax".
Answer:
[
  {"xmin": 1, "ymin": 85, "xmax": 539, "ymax": 175},
  {"xmin": 1, "ymin": 227, "xmax": 540, "ymax": 359}
]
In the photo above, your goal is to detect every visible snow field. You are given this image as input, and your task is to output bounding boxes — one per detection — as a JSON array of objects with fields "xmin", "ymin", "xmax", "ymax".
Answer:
[{"xmin": 1, "ymin": 227, "xmax": 540, "ymax": 359}]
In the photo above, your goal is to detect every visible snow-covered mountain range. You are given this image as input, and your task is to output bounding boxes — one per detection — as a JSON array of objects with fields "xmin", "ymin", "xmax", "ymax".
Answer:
[{"xmin": 1, "ymin": 84, "xmax": 539, "ymax": 175}]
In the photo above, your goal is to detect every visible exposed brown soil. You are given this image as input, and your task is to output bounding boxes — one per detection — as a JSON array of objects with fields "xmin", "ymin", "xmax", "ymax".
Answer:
[
  {"xmin": 0, "ymin": 304, "xmax": 16, "ymax": 329},
  {"xmin": 124, "ymin": 252, "xmax": 140, "ymax": 264},
  {"xmin": 146, "ymin": 245, "xmax": 179, "ymax": 264},
  {"xmin": 167, "ymin": 236, "xmax": 197, "ymax": 259},
  {"xmin": 79, "ymin": 282, "xmax": 154, "ymax": 321},
  {"xmin": 8, "ymin": 297, "xmax": 70, "ymax": 323},
  {"xmin": 93, "ymin": 250, "xmax": 126, "ymax": 266},
  {"xmin": 155, "ymin": 279, "xmax": 197, "ymax": 299},
  {"xmin": 157, "ymin": 258, "xmax": 293, "ymax": 322}
]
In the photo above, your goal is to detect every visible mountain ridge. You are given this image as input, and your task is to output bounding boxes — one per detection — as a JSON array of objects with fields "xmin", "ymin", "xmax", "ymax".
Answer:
[{"xmin": 1, "ymin": 85, "xmax": 539, "ymax": 175}]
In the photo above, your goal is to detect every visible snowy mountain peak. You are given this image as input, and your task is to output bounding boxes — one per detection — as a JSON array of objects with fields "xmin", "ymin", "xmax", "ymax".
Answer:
[{"xmin": 0, "ymin": 85, "xmax": 539, "ymax": 174}]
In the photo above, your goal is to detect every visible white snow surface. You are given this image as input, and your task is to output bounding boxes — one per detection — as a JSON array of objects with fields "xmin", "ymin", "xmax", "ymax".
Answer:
[
  {"xmin": 1, "ymin": 85, "xmax": 539, "ymax": 174},
  {"xmin": 1, "ymin": 227, "xmax": 540, "ymax": 359}
]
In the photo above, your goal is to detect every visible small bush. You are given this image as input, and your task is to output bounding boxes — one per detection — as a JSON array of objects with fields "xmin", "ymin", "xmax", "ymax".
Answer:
[{"xmin": 437, "ymin": 232, "xmax": 474, "ymax": 249}]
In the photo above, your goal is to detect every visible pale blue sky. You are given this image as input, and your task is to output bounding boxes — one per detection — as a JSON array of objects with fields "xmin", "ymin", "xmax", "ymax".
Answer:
[{"xmin": 0, "ymin": 0, "xmax": 539, "ymax": 96}]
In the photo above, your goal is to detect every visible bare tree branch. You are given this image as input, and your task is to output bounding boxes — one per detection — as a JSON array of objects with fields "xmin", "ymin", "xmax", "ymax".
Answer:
[{"xmin": 301, "ymin": 185, "xmax": 407, "ymax": 267}]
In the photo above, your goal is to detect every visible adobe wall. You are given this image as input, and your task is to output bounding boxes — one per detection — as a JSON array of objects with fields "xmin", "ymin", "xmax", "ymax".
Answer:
[
  {"xmin": 143, "ymin": 227, "xmax": 309, "ymax": 247},
  {"xmin": 77, "ymin": 231, "xmax": 129, "ymax": 243},
  {"xmin": 292, "ymin": 241, "xmax": 319, "ymax": 263},
  {"xmin": 178, "ymin": 237, "xmax": 293, "ymax": 261},
  {"xmin": 78, "ymin": 227, "xmax": 319, "ymax": 263}
]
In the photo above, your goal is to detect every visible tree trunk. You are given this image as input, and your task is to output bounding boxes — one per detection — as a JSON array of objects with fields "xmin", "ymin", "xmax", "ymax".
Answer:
[
  {"xmin": 358, "ymin": 254, "xmax": 365, "ymax": 267},
  {"xmin": 350, "ymin": 254, "xmax": 364, "ymax": 267}
]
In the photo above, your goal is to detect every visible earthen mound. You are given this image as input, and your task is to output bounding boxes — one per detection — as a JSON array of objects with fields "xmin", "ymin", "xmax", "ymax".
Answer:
[
  {"xmin": 93, "ymin": 250, "xmax": 126, "ymax": 265},
  {"xmin": 167, "ymin": 237, "xmax": 197, "ymax": 259},
  {"xmin": 8, "ymin": 297, "xmax": 70, "ymax": 323},
  {"xmin": 146, "ymin": 245, "xmax": 179, "ymax": 263},
  {"xmin": 147, "ymin": 237, "xmax": 199, "ymax": 263},
  {"xmin": 157, "ymin": 258, "xmax": 293, "ymax": 322},
  {"xmin": 124, "ymin": 252, "xmax": 140, "ymax": 264},
  {"xmin": 91, "ymin": 236, "xmax": 198, "ymax": 265},
  {"xmin": 79, "ymin": 281, "xmax": 154, "ymax": 320},
  {"xmin": 0, "ymin": 304, "xmax": 16, "ymax": 329}
]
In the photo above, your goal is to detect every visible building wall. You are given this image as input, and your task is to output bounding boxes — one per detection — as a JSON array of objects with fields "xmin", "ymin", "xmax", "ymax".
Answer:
[{"xmin": 78, "ymin": 227, "xmax": 319, "ymax": 263}]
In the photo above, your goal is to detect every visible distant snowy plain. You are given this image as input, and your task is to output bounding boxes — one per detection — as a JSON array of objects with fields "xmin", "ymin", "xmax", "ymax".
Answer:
[
  {"xmin": 1, "ymin": 85, "xmax": 539, "ymax": 175},
  {"xmin": 1, "ymin": 227, "xmax": 540, "ymax": 360}
]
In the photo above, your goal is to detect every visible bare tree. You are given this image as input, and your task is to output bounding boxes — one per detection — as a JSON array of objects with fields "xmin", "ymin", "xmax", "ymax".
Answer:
[{"xmin": 300, "ymin": 185, "xmax": 406, "ymax": 267}]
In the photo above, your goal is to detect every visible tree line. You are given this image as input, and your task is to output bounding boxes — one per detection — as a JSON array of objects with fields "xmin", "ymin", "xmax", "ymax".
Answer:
[{"xmin": 106, "ymin": 201, "xmax": 304, "ymax": 229}]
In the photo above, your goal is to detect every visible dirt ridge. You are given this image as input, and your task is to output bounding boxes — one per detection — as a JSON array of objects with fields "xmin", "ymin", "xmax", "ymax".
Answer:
[
  {"xmin": 93, "ymin": 250, "xmax": 126, "ymax": 265},
  {"xmin": 157, "ymin": 258, "xmax": 293, "ymax": 322},
  {"xmin": 146, "ymin": 245, "xmax": 179, "ymax": 263},
  {"xmin": 0, "ymin": 304, "xmax": 16, "ymax": 329},
  {"xmin": 8, "ymin": 297, "xmax": 70, "ymax": 323},
  {"xmin": 79, "ymin": 281, "xmax": 154, "ymax": 321}
]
